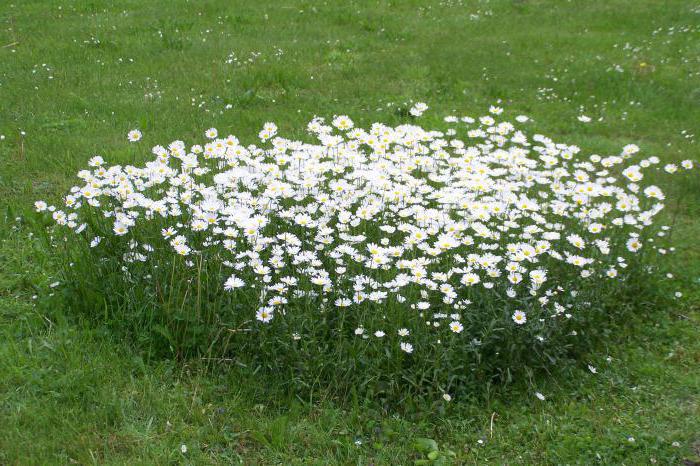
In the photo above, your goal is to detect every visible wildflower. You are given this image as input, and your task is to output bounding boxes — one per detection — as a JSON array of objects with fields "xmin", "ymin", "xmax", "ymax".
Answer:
[
  {"xmin": 664, "ymin": 163, "xmax": 678, "ymax": 173},
  {"xmin": 332, "ymin": 115, "xmax": 354, "ymax": 130},
  {"xmin": 88, "ymin": 155, "xmax": 105, "ymax": 166},
  {"xmin": 224, "ymin": 275, "xmax": 245, "ymax": 290},
  {"xmin": 127, "ymin": 129, "xmax": 142, "ymax": 142},
  {"xmin": 626, "ymin": 237, "xmax": 642, "ymax": 252},
  {"xmin": 622, "ymin": 144, "xmax": 639, "ymax": 157},
  {"xmin": 256, "ymin": 307, "xmax": 274, "ymax": 323},
  {"xmin": 461, "ymin": 272, "xmax": 480, "ymax": 286},
  {"xmin": 512, "ymin": 310, "xmax": 527, "ymax": 325},
  {"xmin": 535, "ymin": 392, "xmax": 546, "ymax": 401},
  {"xmin": 578, "ymin": 115, "xmax": 591, "ymax": 123},
  {"xmin": 205, "ymin": 128, "xmax": 218, "ymax": 139},
  {"xmin": 113, "ymin": 222, "xmax": 128, "ymax": 235},
  {"xmin": 409, "ymin": 102, "xmax": 428, "ymax": 117},
  {"xmin": 449, "ymin": 321, "xmax": 464, "ymax": 333},
  {"xmin": 400, "ymin": 342, "xmax": 414, "ymax": 353}
]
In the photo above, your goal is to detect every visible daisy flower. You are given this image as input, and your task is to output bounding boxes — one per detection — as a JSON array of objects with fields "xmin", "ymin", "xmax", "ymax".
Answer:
[
  {"xmin": 400, "ymin": 342, "xmax": 414, "ymax": 353},
  {"xmin": 409, "ymin": 102, "xmax": 428, "ymax": 117},
  {"xmin": 256, "ymin": 307, "xmax": 274, "ymax": 323},
  {"xmin": 127, "ymin": 129, "xmax": 142, "ymax": 142},
  {"xmin": 512, "ymin": 310, "xmax": 527, "ymax": 325}
]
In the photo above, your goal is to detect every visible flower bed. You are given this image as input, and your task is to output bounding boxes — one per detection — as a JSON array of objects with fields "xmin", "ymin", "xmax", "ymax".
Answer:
[{"xmin": 34, "ymin": 106, "xmax": 694, "ymax": 398}]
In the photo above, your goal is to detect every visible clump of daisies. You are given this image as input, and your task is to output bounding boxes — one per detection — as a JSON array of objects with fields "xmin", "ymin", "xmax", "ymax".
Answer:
[{"xmin": 33, "ymin": 105, "xmax": 695, "ymax": 398}]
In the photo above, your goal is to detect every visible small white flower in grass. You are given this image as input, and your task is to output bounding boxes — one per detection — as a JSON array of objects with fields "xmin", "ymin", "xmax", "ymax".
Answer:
[
  {"xmin": 259, "ymin": 122, "xmax": 278, "ymax": 141},
  {"xmin": 674, "ymin": 291, "xmax": 682, "ymax": 298},
  {"xmin": 622, "ymin": 144, "xmax": 639, "ymax": 157},
  {"xmin": 88, "ymin": 155, "xmax": 104, "ymax": 166},
  {"xmin": 180, "ymin": 444, "xmax": 187, "ymax": 454},
  {"xmin": 515, "ymin": 115, "xmax": 529, "ymax": 122},
  {"xmin": 588, "ymin": 364, "xmax": 597, "ymax": 374},
  {"xmin": 224, "ymin": 275, "xmax": 245, "ymax": 290},
  {"xmin": 354, "ymin": 327, "xmax": 364, "ymax": 336},
  {"xmin": 626, "ymin": 237, "xmax": 642, "ymax": 252},
  {"xmin": 174, "ymin": 244, "xmax": 190, "ymax": 256},
  {"xmin": 127, "ymin": 129, "xmax": 142, "ymax": 142},
  {"xmin": 398, "ymin": 328, "xmax": 410, "ymax": 337},
  {"xmin": 442, "ymin": 393, "xmax": 452, "ymax": 402},
  {"xmin": 409, "ymin": 102, "xmax": 428, "ymax": 117},
  {"xmin": 681, "ymin": 160, "xmax": 693, "ymax": 169},
  {"xmin": 332, "ymin": 115, "xmax": 354, "ymax": 130},
  {"xmin": 205, "ymin": 128, "xmax": 218, "ymax": 139},
  {"xmin": 512, "ymin": 310, "xmax": 527, "ymax": 325},
  {"xmin": 256, "ymin": 307, "xmax": 274, "ymax": 323},
  {"xmin": 113, "ymin": 222, "xmax": 128, "ymax": 236},
  {"xmin": 374, "ymin": 330, "xmax": 385, "ymax": 338},
  {"xmin": 535, "ymin": 392, "xmax": 546, "ymax": 401},
  {"xmin": 627, "ymin": 436, "xmax": 635, "ymax": 443},
  {"xmin": 578, "ymin": 115, "xmax": 592, "ymax": 123},
  {"xmin": 449, "ymin": 321, "xmax": 463, "ymax": 333},
  {"xmin": 400, "ymin": 342, "xmax": 414, "ymax": 353},
  {"xmin": 461, "ymin": 272, "xmax": 480, "ymax": 286},
  {"xmin": 34, "ymin": 201, "xmax": 47, "ymax": 212},
  {"xmin": 489, "ymin": 105, "xmax": 503, "ymax": 115}
]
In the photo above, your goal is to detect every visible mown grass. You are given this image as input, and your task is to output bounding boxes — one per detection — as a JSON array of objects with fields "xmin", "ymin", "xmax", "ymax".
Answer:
[{"xmin": 0, "ymin": 0, "xmax": 698, "ymax": 463}]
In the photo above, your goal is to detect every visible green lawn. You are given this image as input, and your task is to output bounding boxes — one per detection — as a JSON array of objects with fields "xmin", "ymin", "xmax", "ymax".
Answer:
[{"xmin": 1, "ymin": 0, "xmax": 699, "ymax": 463}]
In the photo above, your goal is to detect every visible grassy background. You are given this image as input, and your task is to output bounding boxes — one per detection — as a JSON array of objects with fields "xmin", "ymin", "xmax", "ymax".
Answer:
[{"xmin": 1, "ymin": 0, "xmax": 698, "ymax": 463}]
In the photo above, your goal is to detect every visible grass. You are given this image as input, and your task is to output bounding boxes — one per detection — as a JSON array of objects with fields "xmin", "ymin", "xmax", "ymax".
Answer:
[{"xmin": 1, "ymin": 0, "xmax": 699, "ymax": 463}]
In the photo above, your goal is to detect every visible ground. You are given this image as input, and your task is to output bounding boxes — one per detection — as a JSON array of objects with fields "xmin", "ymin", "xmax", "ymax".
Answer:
[{"xmin": 0, "ymin": 0, "xmax": 699, "ymax": 464}]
